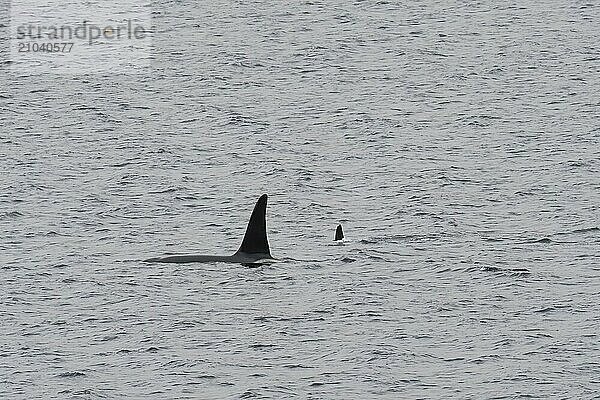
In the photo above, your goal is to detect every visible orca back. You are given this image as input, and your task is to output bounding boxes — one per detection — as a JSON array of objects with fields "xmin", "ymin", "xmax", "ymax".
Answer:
[
  {"xmin": 335, "ymin": 224, "xmax": 344, "ymax": 241},
  {"xmin": 236, "ymin": 194, "xmax": 271, "ymax": 256}
]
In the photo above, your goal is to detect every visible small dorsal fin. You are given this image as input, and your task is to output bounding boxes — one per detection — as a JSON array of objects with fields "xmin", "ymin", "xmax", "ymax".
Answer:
[
  {"xmin": 335, "ymin": 224, "xmax": 344, "ymax": 241},
  {"xmin": 236, "ymin": 194, "xmax": 271, "ymax": 255}
]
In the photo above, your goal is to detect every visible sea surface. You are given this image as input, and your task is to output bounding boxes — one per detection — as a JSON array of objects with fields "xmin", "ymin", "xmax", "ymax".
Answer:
[{"xmin": 1, "ymin": 1, "xmax": 599, "ymax": 399}]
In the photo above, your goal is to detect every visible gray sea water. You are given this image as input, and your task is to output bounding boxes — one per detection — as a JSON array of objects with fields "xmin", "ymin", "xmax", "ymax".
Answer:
[{"xmin": 1, "ymin": 0, "xmax": 600, "ymax": 398}]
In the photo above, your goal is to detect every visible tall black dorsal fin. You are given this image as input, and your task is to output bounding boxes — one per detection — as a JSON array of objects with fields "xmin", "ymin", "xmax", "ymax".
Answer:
[
  {"xmin": 335, "ymin": 224, "xmax": 344, "ymax": 241},
  {"xmin": 236, "ymin": 194, "xmax": 271, "ymax": 255}
]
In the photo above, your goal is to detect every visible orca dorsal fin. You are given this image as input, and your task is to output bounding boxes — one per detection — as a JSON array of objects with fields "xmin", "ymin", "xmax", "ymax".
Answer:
[
  {"xmin": 236, "ymin": 194, "xmax": 271, "ymax": 255},
  {"xmin": 335, "ymin": 224, "xmax": 344, "ymax": 241}
]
